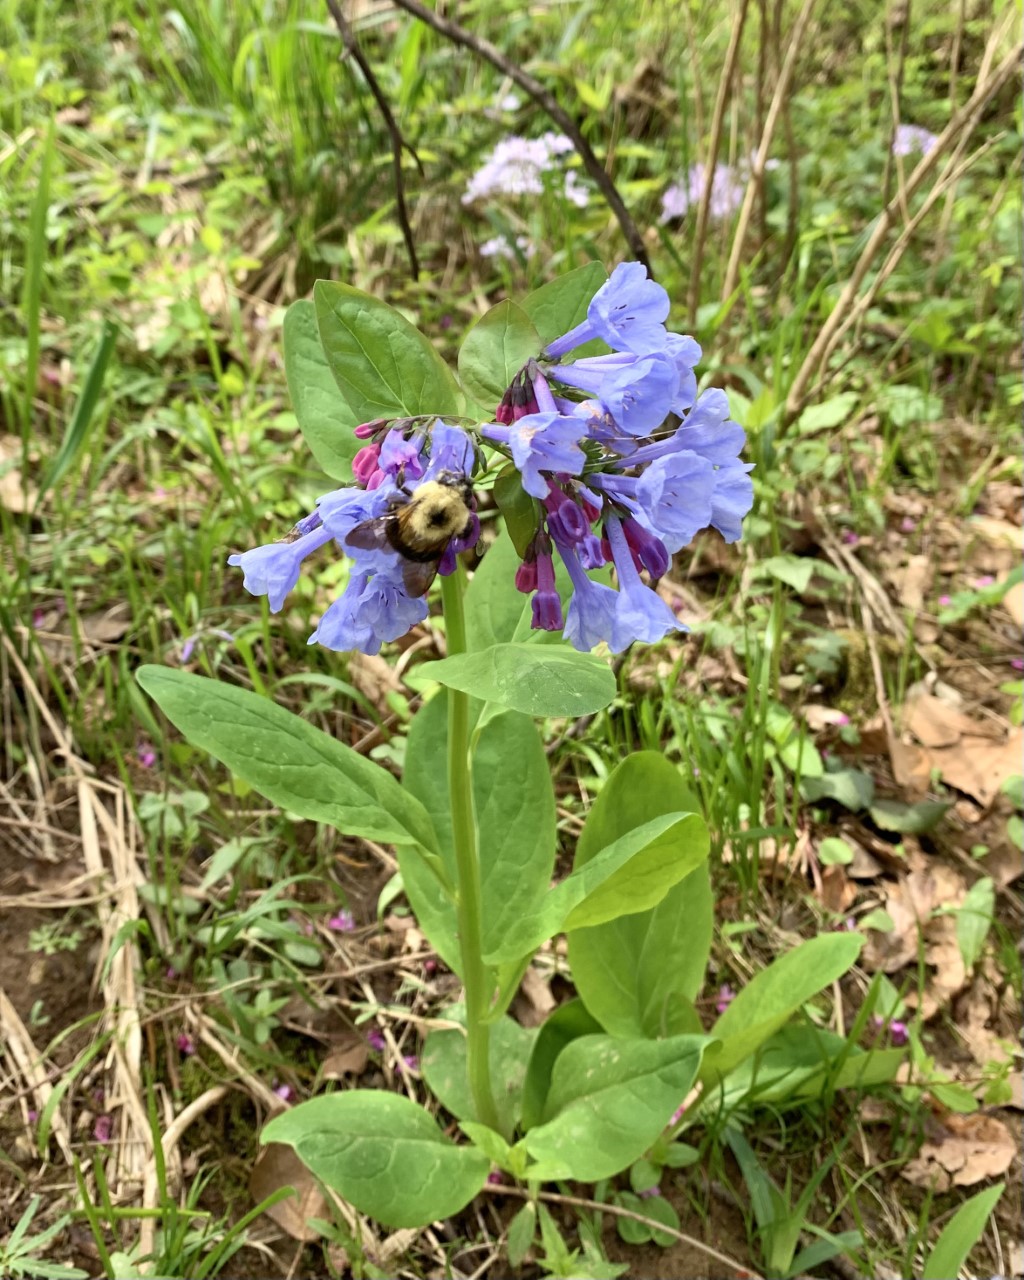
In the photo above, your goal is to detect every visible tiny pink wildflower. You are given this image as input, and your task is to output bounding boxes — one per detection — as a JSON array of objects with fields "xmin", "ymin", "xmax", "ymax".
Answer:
[
  {"xmin": 638, "ymin": 1185, "xmax": 662, "ymax": 1199},
  {"xmin": 971, "ymin": 575, "xmax": 995, "ymax": 589},
  {"xmin": 716, "ymin": 983, "xmax": 736, "ymax": 1014},
  {"xmin": 367, "ymin": 1029, "xmax": 386, "ymax": 1052},
  {"xmin": 841, "ymin": 531, "xmax": 860, "ymax": 546},
  {"xmin": 900, "ymin": 516, "xmax": 916, "ymax": 533},
  {"xmin": 327, "ymin": 909, "xmax": 355, "ymax": 933},
  {"xmin": 176, "ymin": 1033, "xmax": 195, "ymax": 1056},
  {"xmin": 93, "ymin": 1115, "xmax": 114, "ymax": 1144},
  {"xmin": 938, "ymin": 594, "xmax": 952, "ymax": 607},
  {"xmin": 487, "ymin": 1171, "xmax": 505, "ymax": 1186},
  {"xmin": 136, "ymin": 741, "xmax": 157, "ymax": 768},
  {"xmin": 1011, "ymin": 657, "xmax": 1024, "ymax": 672},
  {"xmin": 273, "ymin": 1083, "xmax": 293, "ymax": 1102}
]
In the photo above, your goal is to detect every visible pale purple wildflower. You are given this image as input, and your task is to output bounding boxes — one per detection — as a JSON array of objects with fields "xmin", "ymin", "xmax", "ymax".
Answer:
[
  {"xmin": 716, "ymin": 983, "xmax": 736, "ymax": 1014},
  {"xmin": 900, "ymin": 516, "xmax": 917, "ymax": 533},
  {"xmin": 1011, "ymin": 658, "xmax": 1024, "ymax": 672},
  {"xmin": 892, "ymin": 124, "xmax": 938, "ymax": 157},
  {"xmin": 480, "ymin": 233, "xmax": 533, "ymax": 261},
  {"xmin": 842, "ymin": 531, "xmax": 860, "ymax": 546},
  {"xmin": 638, "ymin": 1186, "xmax": 662, "ymax": 1199},
  {"xmin": 176, "ymin": 1033, "xmax": 195, "ymax": 1056},
  {"xmin": 367, "ymin": 1029, "xmax": 386, "ymax": 1052},
  {"xmin": 273, "ymin": 1083, "xmax": 293, "ymax": 1102},
  {"xmin": 136, "ymin": 741, "xmax": 157, "ymax": 769},
  {"xmin": 327, "ymin": 909, "xmax": 355, "ymax": 933},
  {"xmin": 661, "ymin": 161, "xmax": 746, "ymax": 223},
  {"xmin": 463, "ymin": 133, "xmax": 575, "ymax": 204},
  {"xmin": 938, "ymin": 594, "xmax": 952, "ymax": 607},
  {"xmin": 93, "ymin": 1115, "xmax": 114, "ymax": 1144}
]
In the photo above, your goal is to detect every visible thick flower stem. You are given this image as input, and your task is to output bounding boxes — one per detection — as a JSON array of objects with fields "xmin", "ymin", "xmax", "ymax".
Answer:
[{"xmin": 439, "ymin": 563, "xmax": 500, "ymax": 1133}]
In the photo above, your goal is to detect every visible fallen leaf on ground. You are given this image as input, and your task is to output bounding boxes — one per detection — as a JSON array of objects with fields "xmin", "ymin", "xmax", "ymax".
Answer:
[
  {"xmin": 516, "ymin": 965, "xmax": 556, "ymax": 1027},
  {"xmin": 1003, "ymin": 580, "xmax": 1024, "ymax": 627},
  {"xmin": 901, "ymin": 1110, "xmax": 1016, "ymax": 1191},
  {"xmin": 250, "ymin": 1143, "xmax": 327, "ymax": 1240},
  {"xmin": 0, "ymin": 434, "xmax": 37, "ymax": 513},
  {"xmin": 898, "ymin": 690, "xmax": 1023, "ymax": 807},
  {"xmin": 892, "ymin": 554, "xmax": 932, "ymax": 611},
  {"xmin": 322, "ymin": 1033, "xmax": 370, "ymax": 1080}
]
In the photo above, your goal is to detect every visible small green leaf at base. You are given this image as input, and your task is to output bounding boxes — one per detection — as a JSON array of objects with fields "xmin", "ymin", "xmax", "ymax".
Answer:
[
  {"xmin": 261, "ymin": 1092, "xmax": 490, "ymax": 1228},
  {"xmin": 922, "ymin": 1182, "xmax": 1004, "ymax": 1280},
  {"xmin": 417, "ymin": 643, "xmax": 615, "ymax": 717}
]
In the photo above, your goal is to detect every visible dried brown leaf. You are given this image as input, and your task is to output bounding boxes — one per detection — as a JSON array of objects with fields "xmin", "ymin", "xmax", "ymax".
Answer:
[
  {"xmin": 249, "ymin": 1142, "xmax": 327, "ymax": 1241},
  {"xmin": 322, "ymin": 1035, "xmax": 370, "ymax": 1080},
  {"xmin": 901, "ymin": 1111, "xmax": 1016, "ymax": 1191}
]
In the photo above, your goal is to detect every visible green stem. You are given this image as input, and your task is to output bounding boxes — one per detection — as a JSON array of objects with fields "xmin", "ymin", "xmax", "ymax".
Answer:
[{"xmin": 440, "ymin": 562, "xmax": 500, "ymax": 1133}]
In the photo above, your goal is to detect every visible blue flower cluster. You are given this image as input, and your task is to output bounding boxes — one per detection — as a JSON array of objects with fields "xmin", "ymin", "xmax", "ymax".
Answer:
[
  {"xmin": 227, "ymin": 422, "xmax": 479, "ymax": 655},
  {"xmin": 229, "ymin": 263, "xmax": 753, "ymax": 658},
  {"xmin": 483, "ymin": 262, "xmax": 754, "ymax": 653}
]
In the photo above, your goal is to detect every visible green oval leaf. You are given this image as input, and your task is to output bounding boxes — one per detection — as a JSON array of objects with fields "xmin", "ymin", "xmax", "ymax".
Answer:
[
  {"xmin": 703, "ymin": 933, "xmax": 863, "ymax": 1083},
  {"xmin": 568, "ymin": 752, "xmax": 711, "ymax": 1037},
  {"xmin": 458, "ymin": 300, "xmax": 539, "ymax": 407},
  {"xmin": 136, "ymin": 667, "xmax": 438, "ymax": 855},
  {"xmin": 493, "ymin": 466, "xmax": 541, "ymax": 560},
  {"xmin": 262, "ymin": 1092, "xmax": 489, "ymax": 1228},
  {"xmin": 520, "ymin": 262, "xmax": 607, "ymax": 348},
  {"xmin": 422, "ymin": 1013, "xmax": 536, "ymax": 1131},
  {"xmin": 416, "ymin": 643, "xmax": 615, "ymax": 717},
  {"xmin": 314, "ymin": 280, "xmax": 460, "ymax": 422},
  {"xmin": 483, "ymin": 812, "xmax": 708, "ymax": 965},
  {"xmin": 523, "ymin": 1034, "xmax": 709, "ymax": 1181},
  {"xmin": 283, "ymin": 298, "xmax": 360, "ymax": 480}
]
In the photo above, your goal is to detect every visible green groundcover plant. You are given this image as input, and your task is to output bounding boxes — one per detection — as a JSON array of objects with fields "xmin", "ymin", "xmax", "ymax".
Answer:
[{"xmin": 137, "ymin": 263, "xmax": 879, "ymax": 1237}]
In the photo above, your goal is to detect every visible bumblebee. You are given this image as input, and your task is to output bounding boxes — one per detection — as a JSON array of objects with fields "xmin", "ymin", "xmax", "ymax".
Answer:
[{"xmin": 345, "ymin": 471, "xmax": 475, "ymax": 597}]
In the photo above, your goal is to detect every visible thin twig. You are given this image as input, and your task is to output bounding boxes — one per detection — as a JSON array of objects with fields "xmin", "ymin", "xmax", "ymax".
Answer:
[
  {"xmin": 880, "ymin": 0, "xmax": 913, "ymax": 211},
  {"xmin": 686, "ymin": 0, "xmax": 751, "ymax": 322},
  {"xmin": 721, "ymin": 0, "xmax": 817, "ymax": 306},
  {"xmin": 324, "ymin": 0, "xmax": 422, "ymax": 281},
  {"xmin": 784, "ymin": 34, "xmax": 1022, "ymax": 422},
  {"xmin": 482, "ymin": 1183, "xmax": 762, "ymax": 1279},
  {"xmin": 383, "ymin": 0, "xmax": 651, "ymax": 272}
]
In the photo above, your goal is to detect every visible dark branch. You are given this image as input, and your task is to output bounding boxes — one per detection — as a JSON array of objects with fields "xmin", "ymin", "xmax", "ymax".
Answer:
[
  {"xmin": 384, "ymin": 0, "xmax": 652, "ymax": 274},
  {"xmin": 325, "ymin": 0, "xmax": 422, "ymax": 280}
]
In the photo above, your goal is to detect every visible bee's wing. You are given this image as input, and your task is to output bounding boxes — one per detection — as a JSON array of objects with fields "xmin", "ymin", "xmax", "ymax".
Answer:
[
  {"xmin": 344, "ymin": 517, "xmax": 391, "ymax": 552},
  {"xmin": 401, "ymin": 558, "xmax": 439, "ymax": 598}
]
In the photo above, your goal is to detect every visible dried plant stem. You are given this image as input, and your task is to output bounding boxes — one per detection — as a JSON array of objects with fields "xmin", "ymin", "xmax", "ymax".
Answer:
[
  {"xmin": 686, "ymin": 0, "xmax": 751, "ymax": 322},
  {"xmin": 384, "ymin": 0, "xmax": 651, "ymax": 272},
  {"xmin": 324, "ymin": 0, "xmax": 422, "ymax": 280},
  {"xmin": 881, "ymin": 0, "xmax": 914, "ymax": 212},
  {"xmin": 483, "ymin": 1183, "xmax": 763, "ymax": 1279},
  {"xmin": 720, "ymin": 0, "xmax": 818, "ymax": 305},
  {"xmin": 784, "ymin": 36, "xmax": 1022, "ymax": 421}
]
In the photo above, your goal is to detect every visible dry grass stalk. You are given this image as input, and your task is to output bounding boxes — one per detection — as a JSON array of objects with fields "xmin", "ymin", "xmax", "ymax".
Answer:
[
  {"xmin": 784, "ymin": 25, "xmax": 1022, "ymax": 420},
  {"xmin": 0, "ymin": 986, "xmax": 75, "ymax": 1163},
  {"xmin": 720, "ymin": 0, "xmax": 819, "ymax": 304},
  {"xmin": 686, "ymin": 0, "xmax": 752, "ymax": 323}
]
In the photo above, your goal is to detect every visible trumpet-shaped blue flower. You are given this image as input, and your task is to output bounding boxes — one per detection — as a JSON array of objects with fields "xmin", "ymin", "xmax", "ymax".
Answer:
[
  {"xmin": 482, "ymin": 410, "xmax": 587, "ymax": 499},
  {"xmin": 545, "ymin": 263, "xmax": 671, "ymax": 358},
  {"xmin": 605, "ymin": 515, "xmax": 681, "ymax": 651},
  {"xmin": 227, "ymin": 522, "xmax": 333, "ymax": 612},
  {"xmin": 551, "ymin": 351, "xmax": 679, "ymax": 437},
  {"xmin": 309, "ymin": 567, "xmax": 428, "ymax": 655},
  {"xmin": 560, "ymin": 545, "xmax": 620, "ymax": 652}
]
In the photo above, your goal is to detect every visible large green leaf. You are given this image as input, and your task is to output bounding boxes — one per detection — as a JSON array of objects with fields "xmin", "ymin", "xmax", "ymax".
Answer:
[
  {"xmin": 483, "ymin": 813, "xmax": 708, "ymax": 965},
  {"xmin": 568, "ymin": 753, "xmax": 711, "ymax": 1038},
  {"xmin": 458, "ymin": 300, "xmax": 540, "ymax": 408},
  {"xmin": 520, "ymin": 262, "xmax": 607, "ymax": 348},
  {"xmin": 402, "ymin": 695, "xmax": 556, "ymax": 972},
  {"xmin": 421, "ymin": 1012, "xmax": 536, "ymax": 1132},
  {"xmin": 922, "ymin": 1182, "xmax": 1004, "ymax": 1280},
  {"xmin": 313, "ymin": 280, "xmax": 461, "ymax": 423},
  {"xmin": 708, "ymin": 1025, "xmax": 903, "ymax": 1111},
  {"xmin": 523, "ymin": 1034, "xmax": 709, "ymax": 1181},
  {"xmin": 417, "ymin": 643, "xmax": 615, "ymax": 718},
  {"xmin": 702, "ymin": 934, "xmax": 864, "ymax": 1084},
  {"xmin": 137, "ymin": 668, "xmax": 438, "ymax": 855},
  {"xmin": 283, "ymin": 299, "xmax": 360, "ymax": 480},
  {"xmin": 520, "ymin": 999, "xmax": 602, "ymax": 1131},
  {"xmin": 463, "ymin": 530, "xmax": 532, "ymax": 653},
  {"xmin": 262, "ymin": 1092, "xmax": 489, "ymax": 1228}
]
